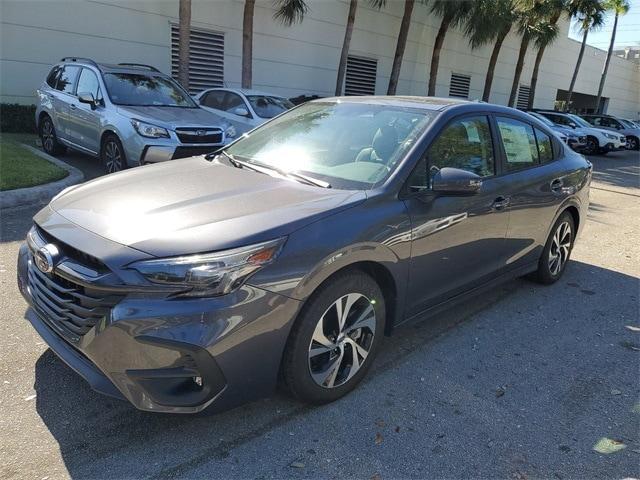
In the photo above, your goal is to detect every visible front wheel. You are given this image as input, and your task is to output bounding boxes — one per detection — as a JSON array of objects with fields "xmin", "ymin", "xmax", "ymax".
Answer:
[
  {"xmin": 628, "ymin": 136, "xmax": 639, "ymax": 151},
  {"xmin": 281, "ymin": 271, "xmax": 385, "ymax": 404},
  {"xmin": 584, "ymin": 137, "xmax": 599, "ymax": 156},
  {"xmin": 533, "ymin": 212, "xmax": 575, "ymax": 285},
  {"xmin": 101, "ymin": 134, "xmax": 127, "ymax": 174}
]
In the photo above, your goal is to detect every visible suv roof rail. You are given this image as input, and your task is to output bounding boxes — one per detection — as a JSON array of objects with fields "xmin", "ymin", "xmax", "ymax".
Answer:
[
  {"xmin": 60, "ymin": 57, "xmax": 100, "ymax": 68},
  {"xmin": 117, "ymin": 63, "xmax": 160, "ymax": 72}
]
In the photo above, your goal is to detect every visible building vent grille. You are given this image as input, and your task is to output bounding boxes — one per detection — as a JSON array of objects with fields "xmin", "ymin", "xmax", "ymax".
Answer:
[
  {"xmin": 449, "ymin": 73, "xmax": 471, "ymax": 98},
  {"xmin": 345, "ymin": 55, "xmax": 377, "ymax": 96},
  {"xmin": 517, "ymin": 85, "xmax": 531, "ymax": 110},
  {"xmin": 171, "ymin": 24, "xmax": 224, "ymax": 93}
]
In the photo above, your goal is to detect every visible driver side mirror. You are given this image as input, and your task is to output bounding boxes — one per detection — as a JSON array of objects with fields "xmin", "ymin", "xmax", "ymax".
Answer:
[
  {"xmin": 231, "ymin": 106, "xmax": 250, "ymax": 117},
  {"xmin": 432, "ymin": 167, "xmax": 482, "ymax": 195},
  {"xmin": 78, "ymin": 92, "xmax": 98, "ymax": 109}
]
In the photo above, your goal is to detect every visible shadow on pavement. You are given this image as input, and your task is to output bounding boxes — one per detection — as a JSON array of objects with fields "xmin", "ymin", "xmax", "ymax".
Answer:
[
  {"xmin": 587, "ymin": 150, "xmax": 639, "ymax": 191},
  {"xmin": 31, "ymin": 260, "xmax": 640, "ymax": 479}
]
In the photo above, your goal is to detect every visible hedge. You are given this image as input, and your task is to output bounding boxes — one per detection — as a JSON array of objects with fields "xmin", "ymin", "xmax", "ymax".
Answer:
[{"xmin": 1, "ymin": 104, "xmax": 37, "ymax": 133}]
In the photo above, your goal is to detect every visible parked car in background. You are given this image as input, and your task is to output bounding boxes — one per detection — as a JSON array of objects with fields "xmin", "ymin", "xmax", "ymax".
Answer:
[
  {"xmin": 194, "ymin": 88, "xmax": 294, "ymax": 137},
  {"xmin": 581, "ymin": 114, "xmax": 640, "ymax": 150},
  {"xmin": 36, "ymin": 58, "xmax": 236, "ymax": 173},
  {"xmin": 533, "ymin": 110, "xmax": 626, "ymax": 155},
  {"xmin": 18, "ymin": 97, "xmax": 591, "ymax": 413},
  {"xmin": 526, "ymin": 111, "xmax": 586, "ymax": 151}
]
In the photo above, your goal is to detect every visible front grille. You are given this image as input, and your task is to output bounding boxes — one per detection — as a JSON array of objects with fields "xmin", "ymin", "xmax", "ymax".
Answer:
[
  {"xmin": 175, "ymin": 128, "xmax": 223, "ymax": 145},
  {"xmin": 27, "ymin": 260, "xmax": 123, "ymax": 342},
  {"xmin": 172, "ymin": 146, "xmax": 217, "ymax": 159}
]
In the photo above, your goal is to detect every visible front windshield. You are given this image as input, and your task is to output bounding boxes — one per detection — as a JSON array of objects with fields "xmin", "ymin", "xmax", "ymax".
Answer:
[
  {"xmin": 619, "ymin": 119, "xmax": 634, "ymax": 128},
  {"xmin": 224, "ymin": 101, "xmax": 435, "ymax": 190},
  {"xmin": 247, "ymin": 95, "xmax": 294, "ymax": 118},
  {"xmin": 104, "ymin": 73, "xmax": 197, "ymax": 107},
  {"xmin": 567, "ymin": 114, "xmax": 591, "ymax": 128},
  {"xmin": 530, "ymin": 112, "xmax": 554, "ymax": 127}
]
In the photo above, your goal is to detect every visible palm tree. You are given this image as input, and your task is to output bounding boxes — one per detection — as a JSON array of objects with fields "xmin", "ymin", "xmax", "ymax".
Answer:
[
  {"xmin": 566, "ymin": 0, "xmax": 606, "ymax": 109},
  {"xmin": 427, "ymin": 0, "xmax": 473, "ymax": 97},
  {"xmin": 527, "ymin": 0, "xmax": 565, "ymax": 109},
  {"xmin": 387, "ymin": 0, "xmax": 416, "ymax": 95},
  {"xmin": 242, "ymin": 0, "xmax": 308, "ymax": 89},
  {"xmin": 178, "ymin": 0, "xmax": 191, "ymax": 90},
  {"xmin": 594, "ymin": 0, "xmax": 630, "ymax": 112},
  {"xmin": 465, "ymin": 0, "xmax": 515, "ymax": 102}
]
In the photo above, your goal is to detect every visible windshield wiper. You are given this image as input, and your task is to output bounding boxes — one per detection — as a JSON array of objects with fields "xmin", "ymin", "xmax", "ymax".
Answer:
[{"xmin": 211, "ymin": 152, "xmax": 331, "ymax": 188}]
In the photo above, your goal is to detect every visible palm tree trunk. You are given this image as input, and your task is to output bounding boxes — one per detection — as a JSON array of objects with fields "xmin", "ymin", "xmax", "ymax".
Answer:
[
  {"xmin": 508, "ymin": 35, "xmax": 530, "ymax": 107},
  {"xmin": 335, "ymin": 0, "xmax": 358, "ymax": 96},
  {"xmin": 242, "ymin": 0, "xmax": 256, "ymax": 89},
  {"xmin": 387, "ymin": 0, "xmax": 415, "ymax": 95},
  {"xmin": 428, "ymin": 15, "xmax": 451, "ymax": 97},
  {"xmin": 178, "ymin": 0, "xmax": 191, "ymax": 90},
  {"xmin": 482, "ymin": 26, "xmax": 510, "ymax": 102},
  {"xmin": 528, "ymin": 45, "xmax": 546, "ymax": 109},
  {"xmin": 595, "ymin": 12, "xmax": 618, "ymax": 114},
  {"xmin": 566, "ymin": 29, "xmax": 588, "ymax": 110}
]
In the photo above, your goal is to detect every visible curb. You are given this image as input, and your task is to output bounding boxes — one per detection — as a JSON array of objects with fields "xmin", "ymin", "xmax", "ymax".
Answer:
[{"xmin": 0, "ymin": 145, "xmax": 85, "ymax": 209}]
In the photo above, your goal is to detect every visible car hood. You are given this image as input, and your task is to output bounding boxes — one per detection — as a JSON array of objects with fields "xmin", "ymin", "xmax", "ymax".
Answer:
[
  {"xmin": 49, "ymin": 157, "xmax": 365, "ymax": 257},
  {"xmin": 116, "ymin": 106, "xmax": 227, "ymax": 130}
]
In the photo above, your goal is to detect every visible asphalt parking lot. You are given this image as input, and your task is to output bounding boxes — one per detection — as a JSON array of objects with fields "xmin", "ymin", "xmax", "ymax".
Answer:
[{"xmin": 1, "ymin": 150, "xmax": 638, "ymax": 479}]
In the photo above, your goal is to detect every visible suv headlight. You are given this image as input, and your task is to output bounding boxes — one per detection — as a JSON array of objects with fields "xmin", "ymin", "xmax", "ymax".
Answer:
[
  {"xmin": 604, "ymin": 132, "xmax": 617, "ymax": 140},
  {"xmin": 129, "ymin": 238, "xmax": 286, "ymax": 298},
  {"xmin": 225, "ymin": 125, "xmax": 237, "ymax": 139},
  {"xmin": 132, "ymin": 119, "xmax": 170, "ymax": 138}
]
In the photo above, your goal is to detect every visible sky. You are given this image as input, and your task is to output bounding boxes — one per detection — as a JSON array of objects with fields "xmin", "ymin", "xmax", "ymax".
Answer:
[{"xmin": 568, "ymin": 0, "xmax": 640, "ymax": 50}]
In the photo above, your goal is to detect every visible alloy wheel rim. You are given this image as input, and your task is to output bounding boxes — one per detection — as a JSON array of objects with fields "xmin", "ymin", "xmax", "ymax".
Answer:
[
  {"xmin": 308, "ymin": 293, "xmax": 376, "ymax": 389},
  {"xmin": 548, "ymin": 221, "xmax": 572, "ymax": 276},
  {"xmin": 630, "ymin": 138, "xmax": 638, "ymax": 150},
  {"xmin": 587, "ymin": 138, "xmax": 597, "ymax": 154},
  {"xmin": 42, "ymin": 121, "xmax": 54, "ymax": 152},
  {"xmin": 104, "ymin": 141, "xmax": 122, "ymax": 173}
]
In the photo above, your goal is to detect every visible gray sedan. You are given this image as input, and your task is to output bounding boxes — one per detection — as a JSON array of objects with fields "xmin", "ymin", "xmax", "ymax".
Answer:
[{"xmin": 17, "ymin": 97, "xmax": 591, "ymax": 413}]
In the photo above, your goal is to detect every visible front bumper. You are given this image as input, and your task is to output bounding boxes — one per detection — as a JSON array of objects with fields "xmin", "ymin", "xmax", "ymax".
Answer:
[{"xmin": 17, "ymin": 242, "xmax": 302, "ymax": 414}]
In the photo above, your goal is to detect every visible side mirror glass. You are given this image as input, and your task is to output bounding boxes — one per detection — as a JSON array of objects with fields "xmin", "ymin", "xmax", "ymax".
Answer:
[
  {"xmin": 431, "ymin": 167, "xmax": 482, "ymax": 195},
  {"xmin": 78, "ymin": 92, "xmax": 97, "ymax": 109},
  {"xmin": 231, "ymin": 106, "xmax": 250, "ymax": 117}
]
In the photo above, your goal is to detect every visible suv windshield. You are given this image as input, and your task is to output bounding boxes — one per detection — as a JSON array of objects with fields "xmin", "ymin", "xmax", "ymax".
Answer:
[
  {"xmin": 566, "ymin": 114, "xmax": 592, "ymax": 129},
  {"xmin": 104, "ymin": 73, "xmax": 196, "ymax": 107},
  {"xmin": 224, "ymin": 101, "xmax": 435, "ymax": 190},
  {"xmin": 247, "ymin": 95, "xmax": 294, "ymax": 118}
]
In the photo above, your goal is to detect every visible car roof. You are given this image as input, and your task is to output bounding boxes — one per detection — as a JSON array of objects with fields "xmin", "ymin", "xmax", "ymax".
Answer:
[
  {"xmin": 202, "ymin": 87, "xmax": 287, "ymax": 98},
  {"xmin": 57, "ymin": 59, "xmax": 166, "ymax": 76}
]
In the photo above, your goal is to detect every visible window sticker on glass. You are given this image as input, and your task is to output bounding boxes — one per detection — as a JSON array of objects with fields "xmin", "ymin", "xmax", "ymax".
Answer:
[{"xmin": 497, "ymin": 121, "xmax": 536, "ymax": 164}]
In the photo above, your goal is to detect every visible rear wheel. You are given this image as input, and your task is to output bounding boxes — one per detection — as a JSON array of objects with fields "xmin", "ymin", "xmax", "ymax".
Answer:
[
  {"xmin": 101, "ymin": 134, "xmax": 127, "ymax": 174},
  {"xmin": 533, "ymin": 211, "xmax": 575, "ymax": 285},
  {"xmin": 282, "ymin": 271, "xmax": 385, "ymax": 404},
  {"xmin": 39, "ymin": 116, "xmax": 66, "ymax": 156}
]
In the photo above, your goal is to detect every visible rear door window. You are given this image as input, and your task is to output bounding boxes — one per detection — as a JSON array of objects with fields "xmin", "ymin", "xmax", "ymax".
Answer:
[
  {"xmin": 57, "ymin": 66, "xmax": 81, "ymax": 94},
  {"xmin": 496, "ymin": 117, "xmax": 539, "ymax": 171}
]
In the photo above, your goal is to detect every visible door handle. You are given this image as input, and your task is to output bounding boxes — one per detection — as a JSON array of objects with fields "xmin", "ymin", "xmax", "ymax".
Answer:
[
  {"xmin": 550, "ymin": 178, "xmax": 564, "ymax": 192},
  {"xmin": 70, "ymin": 104, "xmax": 77, "ymax": 110},
  {"xmin": 492, "ymin": 196, "xmax": 510, "ymax": 210}
]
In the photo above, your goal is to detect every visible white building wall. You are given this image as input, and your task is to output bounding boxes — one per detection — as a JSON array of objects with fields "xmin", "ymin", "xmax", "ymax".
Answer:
[{"xmin": 1, "ymin": 0, "xmax": 638, "ymax": 118}]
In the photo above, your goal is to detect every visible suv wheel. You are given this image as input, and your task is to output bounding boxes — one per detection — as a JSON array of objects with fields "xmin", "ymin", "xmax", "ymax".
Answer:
[
  {"xmin": 101, "ymin": 134, "xmax": 127, "ymax": 174},
  {"xmin": 282, "ymin": 271, "xmax": 385, "ymax": 404},
  {"xmin": 533, "ymin": 211, "xmax": 575, "ymax": 285},
  {"xmin": 628, "ymin": 136, "xmax": 639, "ymax": 151},
  {"xmin": 39, "ymin": 116, "xmax": 66, "ymax": 156},
  {"xmin": 584, "ymin": 136, "xmax": 599, "ymax": 155}
]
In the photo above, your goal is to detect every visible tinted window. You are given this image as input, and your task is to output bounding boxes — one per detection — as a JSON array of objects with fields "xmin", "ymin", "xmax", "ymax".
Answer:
[
  {"xmin": 496, "ymin": 117, "xmax": 539, "ymax": 171},
  {"xmin": 535, "ymin": 128, "xmax": 553, "ymax": 163},
  {"xmin": 57, "ymin": 66, "xmax": 80, "ymax": 94},
  {"xmin": 76, "ymin": 68, "xmax": 102, "ymax": 101},
  {"xmin": 224, "ymin": 93, "xmax": 247, "ymax": 114},
  {"xmin": 104, "ymin": 73, "xmax": 196, "ymax": 107},
  {"xmin": 46, "ymin": 66, "xmax": 61, "ymax": 89},
  {"xmin": 247, "ymin": 95, "xmax": 294, "ymax": 119},
  {"xmin": 202, "ymin": 90, "xmax": 226, "ymax": 109}
]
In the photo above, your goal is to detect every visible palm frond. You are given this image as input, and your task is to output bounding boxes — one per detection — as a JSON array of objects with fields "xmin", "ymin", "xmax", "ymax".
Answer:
[{"xmin": 273, "ymin": 0, "xmax": 309, "ymax": 26}]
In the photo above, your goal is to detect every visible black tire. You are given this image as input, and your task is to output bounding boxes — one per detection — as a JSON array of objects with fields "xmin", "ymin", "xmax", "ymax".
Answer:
[
  {"xmin": 584, "ymin": 136, "xmax": 599, "ymax": 156},
  {"xmin": 39, "ymin": 115, "xmax": 66, "ymax": 156},
  {"xmin": 533, "ymin": 211, "xmax": 576, "ymax": 285},
  {"xmin": 628, "ymin": 136, "xmax": 639, "ymax": 151},
  {"xmin": 281, "ymin": 270, "xmax": 386, "ymax": 405},
  {"xmin": 101, "ymin": 134, "xmax": 127, "ymax": 174}
]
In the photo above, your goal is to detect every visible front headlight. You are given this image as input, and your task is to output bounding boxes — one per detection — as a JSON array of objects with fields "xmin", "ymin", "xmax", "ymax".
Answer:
[
  {"xmin": 132, "ymin": 119, "xmax": 170, "ymax": 138},
  {"xmin": 129, "ymin": 238, "xmax": 286, "ymax": 298},
  {"xmin": 225, "ymin": 125, "xmax": 237, "ymax": 139},
  {"xmin": 604, "ymin": 132, "xmax": 617, "ymax": 139}
]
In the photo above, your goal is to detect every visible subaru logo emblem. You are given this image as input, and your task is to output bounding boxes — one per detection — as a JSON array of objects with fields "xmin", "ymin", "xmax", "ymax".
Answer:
[
  {"xmin": 34, "ymin": 244, "xmax": 59, "ymax": 274},
  {"xmin": 196, "ymin": 130, "xmax": 206, "ymax": 136}
]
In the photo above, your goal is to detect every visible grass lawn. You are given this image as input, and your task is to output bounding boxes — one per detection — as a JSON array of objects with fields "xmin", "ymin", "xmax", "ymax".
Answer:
[{"xmin": 0, "ymin": 133, "xmax": 68, "ymax": 191}]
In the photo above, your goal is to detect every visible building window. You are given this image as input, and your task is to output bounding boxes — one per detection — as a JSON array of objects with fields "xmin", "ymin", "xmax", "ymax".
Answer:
[
  {"xmin": 516, "ymin": 85, "xmax": 531, "ymax": 110},
  {"xmin": 344, "ymin": 55, "xmax": 377, "ymax": 96},
  {"xmin": 449, "ymin": 73, "xmax": 471, "ymax": 99},
  {"xmin": 171, "ymin": 24, "xmax": 224, "ymax": 93}
]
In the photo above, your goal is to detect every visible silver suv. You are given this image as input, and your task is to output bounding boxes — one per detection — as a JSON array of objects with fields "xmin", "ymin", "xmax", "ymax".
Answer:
[{"xmin": 36, "ymin": 58, "xmax": 235, "ymax": 173}]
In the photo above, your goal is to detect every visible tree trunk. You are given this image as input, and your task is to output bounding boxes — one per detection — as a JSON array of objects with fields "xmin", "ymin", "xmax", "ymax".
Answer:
[
  {"xmin": 428, "ymin": 16, "xmax": 451, "ymax": 97},
  {"xmin": 527, "ymin": 45, "xmax": 546, "ymax": 109},
  {"xmin": 595, "ymin": 12, "xmax": 618, "ymax": 114},
  {"xmin": 335, "ymin": 0, "xmax": 358, "ymax": 96},
  {"xmin": 387, "ymin": 0, "xmax": 415, "ymax": 95},
  {"xmin": 566, "ymin": 29, "xmax": 589, "ymax": 110},
  {"xmin": 482, "ymin": 26, "xmax": 510, "ymax": 102},
  {"xmin": 178, "ymin": 0, "xmax": 191, "ymax": 91},
  {"xmin": 508, "ymin": 35, "xmax": 530, "ymax": 107},
  {"xmin": 242, "ymin": 0, "xmax": 256, "ymax": 89}
]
